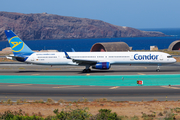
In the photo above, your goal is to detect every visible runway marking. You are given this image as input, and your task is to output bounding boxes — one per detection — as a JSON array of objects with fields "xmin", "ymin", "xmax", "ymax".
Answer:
[
  {"xmin": 138, "ymin": 73, "xmax": 145, "ymax": 75},
  {"xmin": 52, "ymin": 86, "xmax": 80, "ymax": 89},
  {"xmin": 31, "ymin": 74, "xmax": 40, "ymax": 75},
  {"xmin": 8, "ymin": 84, "xmax": 32, "ymax": 87},
  {"xmin": 161, "ymin": 86, "xmax": 180, "ymax": 89},
  {"xmin": 109, "ymin": 86, "xmax": 119, "ymax": 89}
]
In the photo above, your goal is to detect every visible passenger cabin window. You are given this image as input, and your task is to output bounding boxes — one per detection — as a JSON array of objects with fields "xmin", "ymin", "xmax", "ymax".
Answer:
[{"xmin": 37, "ymin": 56, "xmax": 57, "ymax": 58}]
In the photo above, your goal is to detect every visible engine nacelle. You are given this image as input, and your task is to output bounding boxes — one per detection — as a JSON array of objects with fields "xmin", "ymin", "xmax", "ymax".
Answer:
[{"xmin": 92, "ymin": 62, "xmax": 111, "ymax": 70}]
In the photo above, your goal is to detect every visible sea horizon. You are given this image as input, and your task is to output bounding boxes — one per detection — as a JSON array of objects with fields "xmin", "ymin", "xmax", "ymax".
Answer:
[{"xmin": 0, "ymin": 28, "xmax": 180, "ymax": 52}]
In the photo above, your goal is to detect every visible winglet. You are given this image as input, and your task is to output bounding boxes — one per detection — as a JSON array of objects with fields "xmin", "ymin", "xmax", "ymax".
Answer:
[
  {"xmin": 71, "ymin": 48, "xmax": 75, "ymax": 52},
  {"xmin": 64, "ymin": 51, "xmax": 71, "ymax": 59}
]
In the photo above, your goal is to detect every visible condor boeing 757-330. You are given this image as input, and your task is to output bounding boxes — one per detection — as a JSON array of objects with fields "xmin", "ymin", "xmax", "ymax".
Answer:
[{"xmin": 4, "ymin": 30, "xmax": 176, "ymax": 73}]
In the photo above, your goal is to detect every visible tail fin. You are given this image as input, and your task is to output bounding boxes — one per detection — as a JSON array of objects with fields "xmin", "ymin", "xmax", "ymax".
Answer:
[
  {"xmin": 71, "ymin": 48, "xmax": 75, "ymax": 52},
  {"xmin": 4, "ymin": 30, "xmax": 33, "ymax": 55}
]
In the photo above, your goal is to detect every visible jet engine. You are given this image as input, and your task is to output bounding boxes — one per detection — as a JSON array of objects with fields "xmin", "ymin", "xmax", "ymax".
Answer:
[{"xmin": 92, "ymin": 62, "xmax": 111, "ymax": 69}]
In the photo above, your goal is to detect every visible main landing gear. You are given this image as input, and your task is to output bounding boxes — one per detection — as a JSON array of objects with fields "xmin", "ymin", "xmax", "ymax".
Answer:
[
  {"xmin": 82, "ymin": 66, "xmax": 91, "ymax": 73},
  {"xmin": 156, "ymin": 64, "xmax": 161, "ymax": 72},
  {"xmin": 82, "ymin": 69, "xmax": 91, "ymax": 73}
]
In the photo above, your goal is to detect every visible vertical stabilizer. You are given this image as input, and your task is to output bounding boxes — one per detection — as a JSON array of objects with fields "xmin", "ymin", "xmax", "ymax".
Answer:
[{"xmin": 4, "ymin": 30, "xmax": 33, "ymax": 55}]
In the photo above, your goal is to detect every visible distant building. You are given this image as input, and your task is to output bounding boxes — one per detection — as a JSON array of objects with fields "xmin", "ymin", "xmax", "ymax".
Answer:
[
  {"xmin": 40, "ymin": 50, "xmax": 58, "ymax": 52},
  {"xmin": 0, "ymin": 47, "xmax": 13, "ymax": 54},
  {"xmin": 150, "ymin": 46, "xmax": 158, "ymax": 51},
  {"xmin": 168, "ymin": 40, "xmax": 180, "ymax": 51},
  {"xmin": 2, "ymin": 47, "xmax": 12, "ymax": 52},
  {"xmin": 129, "ymin": 47, "xmax": 133, "ymax": 51},
  {"xmin": 90, "ymin": 42, "xmax": 130, "ymax": 52}
]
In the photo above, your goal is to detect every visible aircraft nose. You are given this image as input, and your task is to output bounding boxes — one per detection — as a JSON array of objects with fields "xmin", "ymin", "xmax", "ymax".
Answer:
[{"xmin": 173, "ymin": 58, "xmax": 176, "ymax": 62}]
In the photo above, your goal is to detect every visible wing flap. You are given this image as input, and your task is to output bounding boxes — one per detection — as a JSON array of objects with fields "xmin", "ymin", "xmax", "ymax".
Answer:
[{"xmin": 72, "ymin": 59, "xmax": 97, "ymax": 65}]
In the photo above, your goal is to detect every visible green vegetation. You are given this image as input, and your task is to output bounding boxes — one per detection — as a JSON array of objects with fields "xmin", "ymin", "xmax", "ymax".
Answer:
[
  {"xmin": 141, "ymin": 112, "xmax": 156, "ymax": 120},
  {"xmin": 0, "ymin": 110, "xmax": 44, "ymax": 120},
  {"xmin": 0, "ymin": 108, "xmax": 124, "ymax": 120},
  {"xmin": 93, "ymin": 109, "xmax": 119, "ymax": 120},
  {"xmin": 0, "ymin": 108, "xmax": 178, "ymax": 120},
  {"xmin": 174, "ymin": 107, "xmax": 180, "ymax": 113},
  {"xmin": 46, "ymin": 98, "xmax": 55, "ymax": 104},
  {"xmin": 52, "ymin": 107, "xmax": 91, "ymax": 120},
  {"xmin": 0, "ymin": 99, "xmax": 180, "ymax": 120}
]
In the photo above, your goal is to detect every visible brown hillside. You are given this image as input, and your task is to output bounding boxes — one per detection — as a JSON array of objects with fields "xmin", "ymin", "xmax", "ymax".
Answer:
[{"xmin": 0, "ymin": 12, "xmax": 166, "ymax": 41}]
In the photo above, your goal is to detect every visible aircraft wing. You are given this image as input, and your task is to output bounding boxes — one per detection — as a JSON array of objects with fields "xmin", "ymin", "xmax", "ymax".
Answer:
[
  {"xmin": 72, "ymin": 59, "xmax": 97, "ymax": 65},
  {"xmin": 64, "ymin": 51, "xmax": 98, "ymax": 65}
]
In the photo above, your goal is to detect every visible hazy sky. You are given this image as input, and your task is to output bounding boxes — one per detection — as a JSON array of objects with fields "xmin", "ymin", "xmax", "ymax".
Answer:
[{"xmin": 0, "ymin": 0, "xmax": 180, "ymax": 29}]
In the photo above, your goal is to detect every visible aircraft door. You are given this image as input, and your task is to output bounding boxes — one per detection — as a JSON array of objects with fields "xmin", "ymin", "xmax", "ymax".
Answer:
[
  {"xmin": 30, "ymin": 56, "xmax": 34, "ymax": 61},
  {"xmin": 160, "ymin": 55, "xmax": 163, "ymax": 61},
  {"xmin": 130, "ymin": 55, "xmax": 134, "ymax": 60}
]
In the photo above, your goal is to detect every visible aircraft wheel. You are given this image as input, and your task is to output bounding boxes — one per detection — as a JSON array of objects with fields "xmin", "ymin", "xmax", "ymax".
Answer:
[
  {"xmin": 156, "ymin": 69, "xmax": 160, "ymax": 72},
  {"xmin": 82, "ymin": 69, "xmax": 87, "ymax": 73},
  {"xmin": 86, "ymin": 69, "xmax": 91, "ymax": 73},
  {"xmin": 82, "ymin": 69, "xmax": 91, "ymax": 73}
]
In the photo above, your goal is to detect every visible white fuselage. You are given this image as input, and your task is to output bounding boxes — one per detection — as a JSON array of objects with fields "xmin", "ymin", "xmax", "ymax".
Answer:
[{"xmin": 25, "ymin": 51, "xmax": 176, "ymax": 66}]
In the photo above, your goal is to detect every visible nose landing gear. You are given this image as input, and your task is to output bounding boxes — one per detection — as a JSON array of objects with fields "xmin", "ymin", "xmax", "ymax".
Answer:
[{"xmin": 156, "ymin": 64, "xmax": 161, "ymax": 72}]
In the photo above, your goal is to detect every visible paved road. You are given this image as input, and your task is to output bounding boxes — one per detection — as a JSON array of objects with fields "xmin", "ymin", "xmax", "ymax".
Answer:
[{"xmin": 0, "ymin": 83, "xmax": 179, "ymax": 101}]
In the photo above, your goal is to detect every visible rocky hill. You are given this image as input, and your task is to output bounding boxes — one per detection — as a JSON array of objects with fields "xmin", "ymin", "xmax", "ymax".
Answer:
[{"xmin": 0, "ymin": 12, "xmax": 166, "ymax": 41}]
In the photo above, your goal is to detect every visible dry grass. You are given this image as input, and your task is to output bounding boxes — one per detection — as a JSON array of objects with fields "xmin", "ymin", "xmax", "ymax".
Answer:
[
  {"xmin": 175, "ymin": 57, "xmax": 180, "ymax": 62},
  {"xmin": 0, "ymin": 58, "xmax": 14, "ymax": 62},
  {"xmin": 160, "ymin": 49, "xmax": 180, "ymax": 55},
  {"xmin": 1, "ymin": 100, "xmax": 180, "ymax": 119}
]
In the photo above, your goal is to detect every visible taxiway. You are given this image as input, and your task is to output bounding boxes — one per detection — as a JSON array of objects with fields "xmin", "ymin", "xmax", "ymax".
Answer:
[
  {"xmin": 0, "ymin": 83, "xmax": 180, "ymax": 101},
  {"xmin": 0, "ymin": 62, "xmax": 180, "ymax": 101},
  {"xmin": 0, "ymin": 62, "xmax": 180, "ymax": 75}
]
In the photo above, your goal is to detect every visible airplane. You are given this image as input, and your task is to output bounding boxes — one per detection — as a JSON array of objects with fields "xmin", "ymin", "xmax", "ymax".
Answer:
[{"xmin": 4, "ymin": 30, "xmax": 176, "ymax": 73}]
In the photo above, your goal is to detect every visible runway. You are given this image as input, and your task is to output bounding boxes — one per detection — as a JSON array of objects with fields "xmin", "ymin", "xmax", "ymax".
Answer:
[
  {"xmin": 0, "ymin": 62, "xmax": 180, "ymax": 75},
  {"xmin": 0, "ymin": 83, "xmax": 180, "ymax": 101},
  {"xmin": 0, "ymin": 62, "xmax": 180, "ymax": 101}
]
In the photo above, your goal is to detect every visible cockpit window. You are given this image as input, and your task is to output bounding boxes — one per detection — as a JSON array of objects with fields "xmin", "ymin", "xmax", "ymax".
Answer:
[{"xmin": 167, "ymin": 56, "xmax": 172, "ymax": 58}]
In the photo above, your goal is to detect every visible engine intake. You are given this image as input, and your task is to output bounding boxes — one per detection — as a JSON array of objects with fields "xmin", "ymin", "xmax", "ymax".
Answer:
[{"xmin": 92, "ymin": 62, "xmax": 111, "ymax": 69}]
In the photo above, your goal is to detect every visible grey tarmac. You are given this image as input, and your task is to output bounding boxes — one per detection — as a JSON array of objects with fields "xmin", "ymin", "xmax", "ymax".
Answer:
[
  {"xmin": 0, "ymin": 62, "xmax": 180, "ymax": 101},
  {"xmin": 0, "ymin": 83, "xmax": 180, "ymax": 101},
  {"xmin": 0, "ymin": 62, "xmax": 180, "ymax": 75}
]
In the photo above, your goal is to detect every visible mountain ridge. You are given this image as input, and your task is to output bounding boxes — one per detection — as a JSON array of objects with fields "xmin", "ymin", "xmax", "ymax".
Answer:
[{"xmin": 0, "ymin": 11, "xmax": 166, "ymax": 41}]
